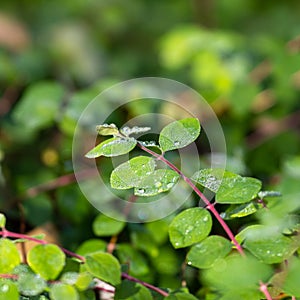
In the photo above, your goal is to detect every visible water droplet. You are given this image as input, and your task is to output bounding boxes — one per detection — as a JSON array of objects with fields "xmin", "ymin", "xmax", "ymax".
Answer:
[
  {"xmin": 166, "ymin": 182, "xmax": 174, "ymax": 189},
  {"xmin": 174, "ymin": 141, "xmax": 180, "ymax": 146},
  {"xmin": 276, "ymin": 253, "xmax": 283, "ymax": 257},
  {"xmin": 175, "ymin": 242, "xmax": 180, "ymax": 247},
  {"xmin": 187, "ymin": 261, "xmax": 192, "ymax": 265},
  {"xmin": 137, "ymin": 188, "xmax": 145, "ymax": 194},
  {"xmin": 155, "ymin": 181, "xmax": 162, "ymax": 188},
  {"xmin": 266, "ymin": 250, "xmax": 271, "ymax": 254},
  {"xmin": 203, "ymin": 216, "xmax": 208, "ymax": 222},
  {"xmin": 1, "ymin": 284, "xmax": 9, "ymax": 292}
]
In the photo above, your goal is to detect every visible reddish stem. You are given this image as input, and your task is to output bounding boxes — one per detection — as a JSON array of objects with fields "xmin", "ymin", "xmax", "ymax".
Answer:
[
  {"xmin": 137, "ymin": 143, "xmax": 245, "ymax": 255},
  {"xmin": 122, "ymin": 273, "xmax": 169, "ymax": 297},
  {"xmin": 0, "ymin": 229, "xmax": 169, "ymax": 297},
  {"xmin": 259, "ymin": 281, "xmax": 273, "ymax": 300}
]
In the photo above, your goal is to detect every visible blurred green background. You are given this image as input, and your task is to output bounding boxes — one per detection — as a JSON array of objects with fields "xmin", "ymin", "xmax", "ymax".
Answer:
[{"xmin": 1, "ymin": 0, "xmax": 300, "ymax": 291}]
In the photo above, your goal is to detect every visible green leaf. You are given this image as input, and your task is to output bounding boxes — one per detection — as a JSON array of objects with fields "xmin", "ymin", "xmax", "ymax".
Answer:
[
  {"xmin": 110, "ymin": 156, "xmax": 156, "ymax": 189},
  {"xmin": 27, "ymin": 244, "xmax": 66, "ymax": 280},
  {"xmin": 85, "ymin": 137, "xmax": 137, "ymax": 158},
  {"xmin": 12, "ymin": 81, "xmax": 65, "ymax": 132},
  {"xmin": 239, "ymin": 225, "xmax": 299, "ymax": 264},
  {"xmin": 283, "ymin": 257, "xmax": 300, "ymax": 297},
  {"xmin": 0, "ymin": 239, "xmax": 21, "ymax": 273},
  {"xmin": 115, "ymin": 280, "xmax": 153, "ymax": 300},
  {"xmin": 165, "ymin": 292, "xmax": 198, "ymax": 300},
  {"xmin": 85, "ymin": 252, "xmax": 121, "ymax": 285},
  {"xmin": 192, "ymin": 169, "xmax": 262, "ymax": 204},
  {"xmin": 93, "ymin": 214, "xmax": 125, "ymax": 237},
  {"xmin": 0, "ymin": 214, "xmax": 6, "ymax": 229},
  {"xmin": 117, "ymin": 244, "xmax": 149, "ymax": 277},
  {"xmin": 169, "ymin": 208, "xmax": 212, "ymax": 248},
  {"xmin": 202, "ymin": 254, "xmax": 272, "ymax": 293},
  {"xmin": 159, "ymin": 118, "xmax": 200, "ymax": 152},
  {"xmin": 134, "ymin": 169, "xmax": 179, "ymax": 196},
  {"xmin": 187, "ymin": 236, "xmax": 232, "ymax": 269},
  {"xmin": 151, "ymin": 246, "xmax": 180, "ymax": 275},
  {"xmin": 75, "ymin": 272, "xmax": 93, "ymax": 291},
  {"xmin": 120, "ymin": 126, "xmax": 151, "ymax": 136},
  {"xmin": 17, "ymin": 272, "xmax": 46, "ymax": 296},
  {"xmin": 96, "ymin": 123, "xmax": 119, "ymax": 136},
  {"xmin": 220, "ymin": 202, "xmax": 258, "ymax": 220},
  {"xmin": 0, "ymin": 279, "xmax": 19, "ymax": 300},
  {"xmin": 50, "ymin": 283, "xmax": 79, "ymax": 300},
  {"xmin": 76, "ymin": 239, "xmax": 107, "ymax": 256}
]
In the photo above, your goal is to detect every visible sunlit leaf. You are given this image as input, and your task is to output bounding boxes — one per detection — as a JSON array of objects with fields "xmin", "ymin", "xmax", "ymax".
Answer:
[
  {"xmin": 0, "ymin": 214, "xmax": 6, "ymax": 229},
  {"xmin": 159, "ymin": 118, "xmax": 200, "ymax": 152},
  {"xmin": 0, "ymin": 279, "xmax": 19, "ymax": 300},
  {"xmin": 192, "ymin": 169, "xmax": 262, "ymax": 204},
  {"xmin": 110, "ymin": 156, "xmax": 156, "ymax": 189},
  {"xmin": 85, "ymin": 137, "xmax": 137, "ymax": 158},
  {"xmin": 27, "ymin": 244, "xmax": 66, "ymax": 280},
  {"xmin": 50, "ymin": 283, "xmax": 79, "ymax": 300},
  {"xmin": 0, "ymin": 239, "xmax": 21, "ymax": 273},
  {"xmin": 187, "ymin": 236, "xmax": 232, "ymax": 269},
  {"xmin": 169, "ymin": 208, "xmax": 212, "ymax": 248},
  {"xmin": 96, "ymin": 123, "xmax": 119, "ymax": 136},
  {"xmin": 134, "ymin": 169, "xmax": 179, "ymax": 196},
  {"xmin": 85, "ymin": 252, "xmax": 121, "ymax": 285},
  {"xmin": 220, "ymin": 202, "xmax": 258, "ymax": 220}
]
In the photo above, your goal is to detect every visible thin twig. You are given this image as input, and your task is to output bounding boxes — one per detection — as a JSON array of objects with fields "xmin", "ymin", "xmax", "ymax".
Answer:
[
  {"xmin": 137, "ymin": 142, "xmax": 245, "ymax": 255},
  {"xmin": 259, "ymin": 281, "xmax": 273, "ymax": 300}
]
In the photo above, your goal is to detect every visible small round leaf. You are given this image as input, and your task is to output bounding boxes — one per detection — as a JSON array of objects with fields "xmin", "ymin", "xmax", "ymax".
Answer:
[
  {"xmin": 17, "ymin": 273, "xmax": 46, "ymax": 296},
  {"xmin": 50, "ymin": 283, "xmax": 79, "ymax": 300},
  {"xmin": 187, "ymin": 236, "xmax": 232, "ymax": 269},
  {"xmin": 159, "ymin": 118, "xmax": 200, "ymax": 152},
  {"xmin": 0, "ymin": 239, "xmax": 21, "ymax": 273},
  {"xmin": 169, "ymin": 208, "xmax": 212, "ymax": 248},
  {"xmin": 85, "ymin": 137, "xmax": 136, "ymax": 158},
  {"xmin": 27, "ymin": 244, "xmax": 66, "ymax": 280},
  {"xmin": 93, "ymin": 214, "xmax": 125, "ymax": 237},
  {"xmin": 0, "ymin": 279, "xmax": 19, "ymax": 300},
  {"xmin": 85, "ymin": 252, "xmax": 121, "ymax": 285}
]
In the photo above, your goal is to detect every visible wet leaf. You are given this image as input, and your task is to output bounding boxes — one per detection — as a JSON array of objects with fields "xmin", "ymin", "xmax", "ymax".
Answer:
[
  {"xmin": 134, "ymin": 169, "xmax": 179, "ymax": 196},
  {"xmin": 169, "ymin": 208, "xmax": 212, "ymax": 248},
  {"xmin": 283, "ymin": 257, "xmax": 300, "ymax": 297},
  {"xmin": 85, "ymin": 137, "xmax": 136, "ymax": 158},
  {"xmin": 187, "ymin": 236, "xmax": 232, "ymax": 269},
  {"xmin": 159, "ymin": 118, "xmax": 200, "ymax": 152},
  {"xmin": 0, "ymin": 279, "xmax": 18, "ymax": 300},
  {"xmin": 96, "ymin": 123, "xmax": 119, "ymax": 136},
  {"xmin": 17, "ymin": 272, "xmax": 46, "ymax": 296},
  {"xmin": 240, "ymin": 225, "xmax": 299, "ymax": 264},
  {"xmin": 192, "ymin": 169, "xmax": 262, "ymax": 204},
  {"xmin": 220, "ymin": 202, "xmax": 258, "ymax": 220},
  {"xmin": 110, "ymin": 156, "xmax": 155, "ymax": 189}
]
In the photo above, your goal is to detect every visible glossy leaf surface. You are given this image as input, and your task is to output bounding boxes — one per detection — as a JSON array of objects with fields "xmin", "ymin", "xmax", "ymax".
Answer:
[
  {"xmin": 85, "ymin": 137, "xmax": 136, "ymax": 158},
  {"xmin": 169, "ymin": 208, "xmax": 212, "ymax": 248},
  {"xmin": 159, "ymin": 118, "xmax": 200, "ymax": 152}
]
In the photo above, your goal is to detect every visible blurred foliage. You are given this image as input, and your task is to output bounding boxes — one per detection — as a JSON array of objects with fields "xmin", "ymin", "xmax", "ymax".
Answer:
[{"xmin": 0, "ymin": 0, "xmax": 300, "ymax": 298}]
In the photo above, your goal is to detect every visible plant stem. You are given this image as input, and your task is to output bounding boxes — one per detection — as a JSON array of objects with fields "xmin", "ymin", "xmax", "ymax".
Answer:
[
  {"xmin": 122, "ymin": 273, "xmax": 169, "ymax": 297},
  {"xmin": 259, "ymin": 281, "xmax": 273, "ymax": 300},
  {"xmin": 137, "ymin": 142, "xmax": 245, "ymax": 255},
  {"xmin": 0, "ymin": 229, "xmax": 169, "ymax": 297}
]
